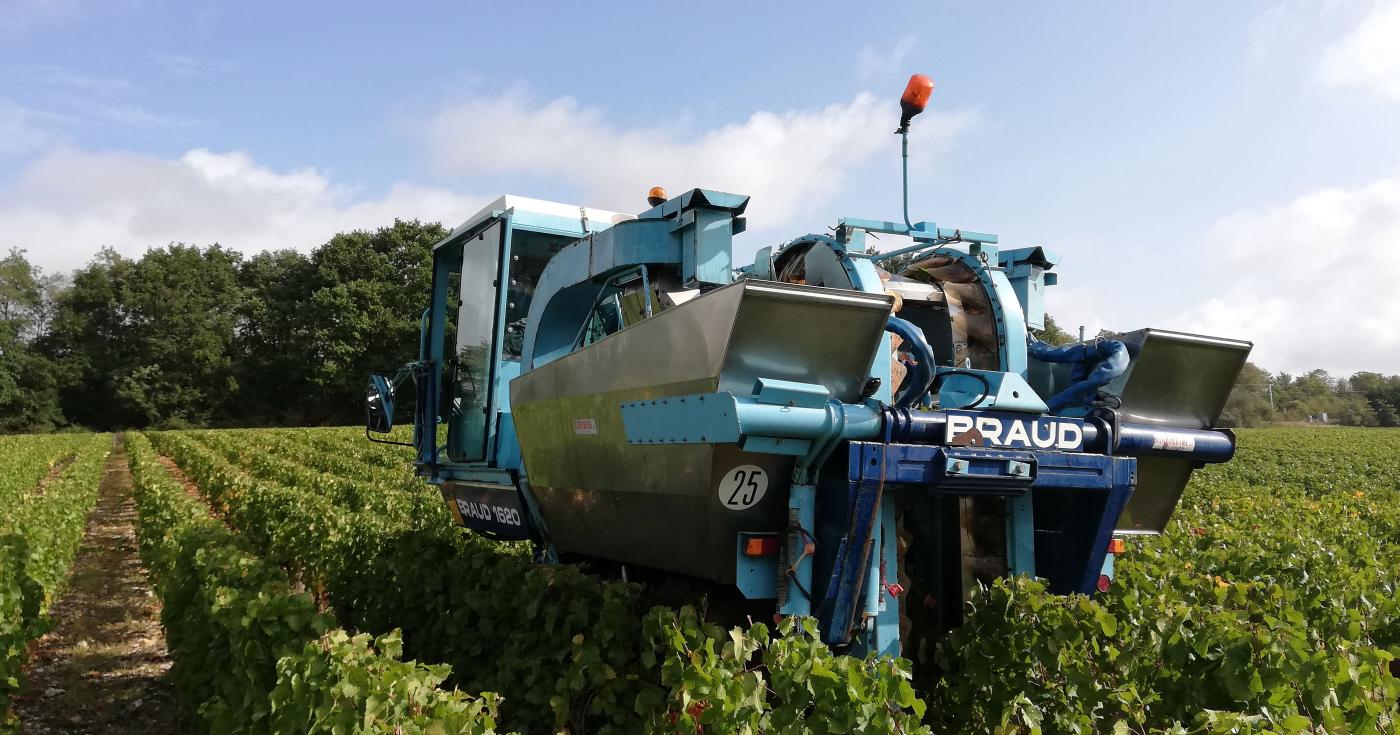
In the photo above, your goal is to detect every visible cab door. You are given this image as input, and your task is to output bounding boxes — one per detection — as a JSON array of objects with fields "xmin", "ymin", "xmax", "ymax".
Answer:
[{"xmin": 446, "ymin": 219, "xmax": 504, "ymax": 463}]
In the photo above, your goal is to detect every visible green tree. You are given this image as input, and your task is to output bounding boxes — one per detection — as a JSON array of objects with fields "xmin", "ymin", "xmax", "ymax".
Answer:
[
  {"xmin": 232, "ymin": 249, "xmax": 318, "ymax": 425},
  {"xmin": 39, "ymin": 248, "xmax": 134, "ymax": 428},
  {"xmin": 0, "ymin": 248, "xmax": 43, "ymax": 327},
  {"xmin": 32, "ymin": 220, "xmax": 442, "ymax": 430},
  {"xmin": 1335, "ymin": 394, "xmax": 1378, "ymax": 426},
  {"xmin": 296, "ymin": 220, "xmax": 446, "ymax": 423},
  {"xmin": 1220, "ymin": 362, "xmax": 1276, "ymax": 427},
  {"xmin": 1347, "ymin": 372, "xmax": 1400, "ymax": 427},
  {"xmin": 0, "ymin": 249, "xmax": 66, "ymax": 430},
  {"xmin": 45, "ymin": 245, "xmax": 243, "ymax": 428},
  {"xmin": 1031, "ymin": 313, "xmax": 1076, "ymax": 346}
]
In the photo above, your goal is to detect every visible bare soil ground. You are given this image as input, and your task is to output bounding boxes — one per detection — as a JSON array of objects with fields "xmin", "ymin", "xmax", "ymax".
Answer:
[{"xmin": 13, "ymin": 436, "xmax": 188, "ymax": 734}]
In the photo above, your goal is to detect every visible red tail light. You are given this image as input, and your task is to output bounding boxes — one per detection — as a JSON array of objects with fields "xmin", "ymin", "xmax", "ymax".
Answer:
[{"xmin": 743, "ymin": 536, "xmax": 780, "ymax": 556}]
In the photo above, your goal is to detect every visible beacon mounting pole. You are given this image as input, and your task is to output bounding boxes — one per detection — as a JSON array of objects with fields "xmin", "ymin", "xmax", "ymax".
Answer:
[{"xmin": 895, "ymin": 73, "xmax": 934, "ymax": 236}]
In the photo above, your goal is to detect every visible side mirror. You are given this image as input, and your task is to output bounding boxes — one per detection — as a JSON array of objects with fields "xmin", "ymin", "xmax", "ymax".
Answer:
[{"xmin": 366, "ymin": 373, "xmax": 396, "ymax": 434}]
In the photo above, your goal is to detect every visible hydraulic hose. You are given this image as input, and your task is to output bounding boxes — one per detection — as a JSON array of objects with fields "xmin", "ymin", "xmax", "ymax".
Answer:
[
  {"xmin": 1028, "ymin": 337, "xmax": 1129, "ymax": 413},
  {"xmin": 885, "ymin": 316, "xmax": 936, "ymax": 408}
]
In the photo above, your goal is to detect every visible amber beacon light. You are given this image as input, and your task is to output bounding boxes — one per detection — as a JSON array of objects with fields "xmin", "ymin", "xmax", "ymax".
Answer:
[{"xmin": 897, "ymin": 74, "xmax": 934, "ymax": 134}]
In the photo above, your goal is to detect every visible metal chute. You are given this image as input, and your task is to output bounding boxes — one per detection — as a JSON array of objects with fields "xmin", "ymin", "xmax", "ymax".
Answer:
[{"xmin": 1029, "ymin": 328, "xmax": 1252, "ymax": 533}]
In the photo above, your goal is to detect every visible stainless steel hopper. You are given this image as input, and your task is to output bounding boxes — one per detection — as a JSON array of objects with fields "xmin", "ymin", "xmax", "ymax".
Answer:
[{"xmin": 510, "ymin": 280, "xmax": 893, "ymax": 580}]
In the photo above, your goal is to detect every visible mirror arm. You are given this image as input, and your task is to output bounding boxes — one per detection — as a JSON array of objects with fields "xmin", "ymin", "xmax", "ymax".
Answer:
[
  {"xmin": 365, "ymin": 425, "xmax": 415, "ymax": 448},
  {"xmin": 388, "ymin": 362, "xmax": 421, "ymax": 389}
]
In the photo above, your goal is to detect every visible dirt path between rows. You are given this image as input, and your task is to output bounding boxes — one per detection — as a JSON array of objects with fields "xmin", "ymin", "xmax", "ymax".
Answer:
[
  {"xmin": 13, "ymin": 435, "xmax": 188, "ymax": 734},
  {"xmin": 31, "ymin": 455, "xmax": 76, "ymax": 498}
]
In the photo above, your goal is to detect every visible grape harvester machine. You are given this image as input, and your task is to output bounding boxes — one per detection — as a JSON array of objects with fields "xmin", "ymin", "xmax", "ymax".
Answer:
[{"xmin": 366, "ymin": 74, "xmax": 1251, "ymax": 657}]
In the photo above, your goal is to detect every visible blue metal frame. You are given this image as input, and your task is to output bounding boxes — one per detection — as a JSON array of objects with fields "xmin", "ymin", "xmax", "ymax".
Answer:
[{"xmin": 833, "ymin": 442, "xmax": 1135, "ymax": 655}]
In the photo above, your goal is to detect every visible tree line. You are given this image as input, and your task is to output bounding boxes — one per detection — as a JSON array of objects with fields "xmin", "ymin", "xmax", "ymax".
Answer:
[
  {"xmin": 1218, "ymin": 363, "xmax": 1400, "ymax": 428},
  {"xmin": 1, "ymin": 227, "xmax": 1396, "ymax": 432},
  {"xmin": 0, "ymin": 220, "xmax": 444, "ymax": 431}
]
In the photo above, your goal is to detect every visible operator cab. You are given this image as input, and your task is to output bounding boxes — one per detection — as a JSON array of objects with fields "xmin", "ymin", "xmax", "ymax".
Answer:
[{"xmin": 372, "ymin": 196, "xmax": 632, "ymax": 472}]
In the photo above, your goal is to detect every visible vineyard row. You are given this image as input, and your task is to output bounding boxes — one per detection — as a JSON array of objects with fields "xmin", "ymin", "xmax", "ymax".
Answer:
[{"xmin": 1, "ymin": 434, "xmax": 109, "ymax": 731}]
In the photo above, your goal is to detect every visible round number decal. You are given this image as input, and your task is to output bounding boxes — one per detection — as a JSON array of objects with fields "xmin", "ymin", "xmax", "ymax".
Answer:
[{"xmin": 718, "ymin": 465, "xmax": 768, "ymax": 510}]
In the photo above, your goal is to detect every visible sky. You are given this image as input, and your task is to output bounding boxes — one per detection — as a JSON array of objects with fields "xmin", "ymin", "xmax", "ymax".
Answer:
[{"xmin": 1, "ymin": 0, "xmax": 1398, "ymax": 377}]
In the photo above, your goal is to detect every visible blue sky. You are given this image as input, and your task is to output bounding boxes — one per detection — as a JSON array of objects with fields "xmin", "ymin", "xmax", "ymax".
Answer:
[{"xmin": 2, "ymin": 0, "xmax": 1398, "ymax": 375}]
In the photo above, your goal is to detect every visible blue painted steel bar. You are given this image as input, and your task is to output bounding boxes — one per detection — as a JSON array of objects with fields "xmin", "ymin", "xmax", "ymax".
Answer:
[
  {"xmin": 822, "ymin": 469, "xmax": 885, "ymax": 646},
  {"xmin": 883, "ymin": 407, "xmax": 947, "ymax": 443},
  {"xmin": 1030, "ymin": 451, "xmax": 1133, "ymax": 490},
  {"xmin": 1071, "ymin": 479, "xmax": 1134, "ymax": 594},
  {"xmin": 623, "ymin": 396, "xmax": 1236, "ymax": 466},
  {"xmin": 1113, "ymin": 424, "xmax": 1236, "ymax": 463},
  {"xmin": 619, "ymin": 393, "xmax": 883, "ymax": 446},
  {"xmin": 853, "ymin": 441, "xmax": 1131, "ymax": 492},
  {"xmin": 900, "ymin": 131, "xmax": 914, "ymax": 233},
  {"xmin": 1005, "ymin": 494, "xmax": 1036, "ymax": 576},
  {"xmin": 873, "ymin": 502, "xmax": 901, "ymax": 657},
  {"xmin": 852, "ymin": 442, "xmax": 1036, "ymax": 493},
  {"xmin": 864, "ymin": 519, "xmax": 881, "ymax": 638},
  {"xmin": 1030, "ymin": 453, "xmax": 1136, "ymax": 594},
  {"xmin": 781, "ymin": 483, "xmax": 817, "ymax": 617},
  {"xmin": 859, "ymin": 238, "xmax": 940, "ymax": 263},
  {"xmin": 837, "ymin": 217, "xmax": 999, "ymax": 245},
  {"xmin": 416, "ymin": 243, "xmax": 457, "ymax": 468}
]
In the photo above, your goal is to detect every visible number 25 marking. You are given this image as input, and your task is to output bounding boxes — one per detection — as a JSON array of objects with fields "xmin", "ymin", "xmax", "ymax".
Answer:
[{"xmin": 719, "ymin": 465, "xmax": 767, "ymax": 510}]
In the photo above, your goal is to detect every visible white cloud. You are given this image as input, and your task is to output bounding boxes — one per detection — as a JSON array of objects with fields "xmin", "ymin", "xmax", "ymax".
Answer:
[
  {"xmin": 423, "ymin": 88, "xmax": 975, "ymax": 229},
  {"xmin": 1165, "ymin": 174, "xmax": 1400, "ymax": 376},
  {"xmin": 0, "ymin": 148, "xmax": 481, "ymax": 273},
  {"xmin": 0, "ymin": 102, "xmax": 54, "ymax": 155},
  {"xmin": 1319, "ymin": 0, "xmax": 1400, "ymax": 99},
  {"xmin": 856, "ymin": 35, "xmax": 917, "ymax": 81}
]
